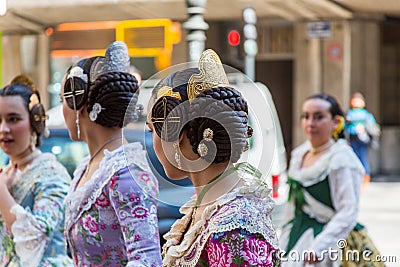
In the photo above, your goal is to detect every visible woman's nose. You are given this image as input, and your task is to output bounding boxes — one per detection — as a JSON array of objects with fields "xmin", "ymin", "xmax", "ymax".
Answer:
[{"xmin": 0, "ymin": 121, "xmax": 10, "ymax": 133}]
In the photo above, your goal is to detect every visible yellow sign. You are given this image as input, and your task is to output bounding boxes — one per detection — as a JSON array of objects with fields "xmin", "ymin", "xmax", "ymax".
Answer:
[{"xmin": 116, "ymin": 19, "xmax": 181, "ymax": 70}]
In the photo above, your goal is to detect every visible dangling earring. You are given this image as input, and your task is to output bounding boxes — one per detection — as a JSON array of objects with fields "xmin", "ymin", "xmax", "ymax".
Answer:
[
  {"xmin": 31, "ymin": 132, "xmax": 37, "ymax": 151},
  {"xmin": 75, "ymin": 111, "xmax": 81, "ymax": 139},
  {"xmin": 173, "ymin": 142, "xmax": 182, "ymax": 169}
]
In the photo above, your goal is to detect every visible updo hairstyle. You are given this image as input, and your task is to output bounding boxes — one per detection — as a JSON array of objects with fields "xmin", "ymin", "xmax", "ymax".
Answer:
[
  {"xmin": 64, "ymin": 58, "xmax": 139, "ymax": 128},
  {"xmin": 151, "ymin": 68, "xmax": 250, "ymax": 164}
]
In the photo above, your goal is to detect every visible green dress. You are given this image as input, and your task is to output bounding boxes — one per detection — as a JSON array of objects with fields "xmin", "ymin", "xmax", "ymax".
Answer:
[{"xmin": 280, "ymin": 140, "xmax": 365, "ymax": 267}]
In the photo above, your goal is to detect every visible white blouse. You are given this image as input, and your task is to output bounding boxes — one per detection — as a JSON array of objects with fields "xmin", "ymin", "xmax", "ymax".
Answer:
[{"xmin": 282, "ymin": 139, "xmax": 365, "ymax": 258}]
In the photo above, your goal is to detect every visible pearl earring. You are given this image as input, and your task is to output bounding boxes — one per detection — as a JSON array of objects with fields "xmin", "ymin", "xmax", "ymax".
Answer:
[
  {"xmin": 31, "ymin": 132, "xmax": 37, "ymax": 151},
  {"xmin": 173, "ymin": 142, "xmax": 182, "ymax": 169}
]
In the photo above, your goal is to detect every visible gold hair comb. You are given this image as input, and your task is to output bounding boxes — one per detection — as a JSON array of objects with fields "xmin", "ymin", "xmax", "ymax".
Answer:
[
  {"xmin": 29, "ymin": 94, "xmax": 40, "ymax": 111},
  {"xmin": 187, "ymin": 49, "xmax": 229, "ymax": 101},
  {"xmin": 157, "ymin": 86, "xmax": 182, "ymax": 100}
]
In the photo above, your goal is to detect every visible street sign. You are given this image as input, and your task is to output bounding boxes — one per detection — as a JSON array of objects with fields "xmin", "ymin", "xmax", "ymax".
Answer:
[{"xmin": 307, "ymin": 21, "xmax": 332, "ymax": 39}]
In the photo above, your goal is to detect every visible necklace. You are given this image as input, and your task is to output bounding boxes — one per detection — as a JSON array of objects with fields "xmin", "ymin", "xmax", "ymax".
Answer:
[
  {"xmin": 309, "ymin": 139, "xmax": 334, "ymax": 155},
  {"xmin": 11, "ymin": 149, "xmax": 41, "ymax": 169},
  {"xmin": 83, "ymin": 135, "xmax": 121, "ymax": 179},
  {"xmin": 190, "ymin": 165, "xmax": 238, "ymax": 227}
]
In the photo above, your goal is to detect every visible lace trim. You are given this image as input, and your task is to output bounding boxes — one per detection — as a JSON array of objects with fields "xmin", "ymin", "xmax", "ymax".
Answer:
[
  {"xmin": 10, "ymin": 204, "xmax": 47, "ymax": 267},
  {"xmin": 6, "ymin": 153, "xmax": 69, "ymax": 204},
  {"xmin": 64, "ymin": 142, "xmax": 153, "ymax": 232},
  {"xmin": 288, "ymin": 140, "xmax": 364, "ymax": 186},
  {"xmin": 162, "ymin": 175, "xmax": 278, "ymax": 267}
]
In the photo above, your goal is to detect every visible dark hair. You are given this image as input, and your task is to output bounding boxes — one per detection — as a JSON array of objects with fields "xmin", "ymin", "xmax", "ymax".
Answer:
[
  {"xmin": 64, "ymin": 57, "xmax": 139, "ymax": 128},
  {"xmin": 0, "ymin": 82, "xmax": 46, "ymax": 147},
  {"xmin": 151, "ymin": 68, "xmax": 249, "ymax": 163},
  {"xmin": 88, "ymin": 71, "xmax": 139, "ymax": 127},
  {"xmin": 306, "ymin": 93, "xmax": 345, "ymax": 138}
]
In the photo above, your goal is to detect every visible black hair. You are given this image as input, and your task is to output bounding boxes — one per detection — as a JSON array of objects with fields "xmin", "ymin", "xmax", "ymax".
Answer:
[
  {"xmin": 151, "ymin": 68, "xmax": 249, "ymax": 163},
  {"xmin": 64, "ymin": 57, "xmax": 139, "ymax": 128}
]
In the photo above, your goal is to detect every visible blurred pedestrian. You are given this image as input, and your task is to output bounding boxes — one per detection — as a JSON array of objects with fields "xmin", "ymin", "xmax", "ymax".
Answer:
[
  {"xmin": 0, "ymin": 76, "xmax": 73, "ymax": 267},
  {"xmin": 147, "ymin": 49, "xmax": 280, "ymax": 266},
  {"xmin": 280, "ymin": 93, "xmax": 383, "ymax": 266},
  {"xmin": 61, "ymin": 41, "xmax": 162, "ymax": 266},
  {"xmin": 345, "ymin": 92, "xmax": 380, "ymax": 185}
]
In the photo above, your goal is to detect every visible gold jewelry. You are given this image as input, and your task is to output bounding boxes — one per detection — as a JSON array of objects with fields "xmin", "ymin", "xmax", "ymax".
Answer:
[
  {"xmin": 309, "ymin": 139, "xmax": 335, "ymax": 155},
  {"xmin": 187, "ymin": 49, "xmax": 229, "ymax": 101},
  {"xmin": 333, "ymin": 116, "xmax": 345, "ymax": 140},
  {"xmin": 28, "ymin": 93, "xmax": 40, "ymax": 111},
  {"xmin": 151, "ymin": 97, "xmax": 180, "ymax": 141},
  {"xmin": 157, "ymin": 86, "xmax": 182, "ymax": 100},
  {"xmin": 83, "ymin": 135, "xmax": 121, "ymax": 179}
]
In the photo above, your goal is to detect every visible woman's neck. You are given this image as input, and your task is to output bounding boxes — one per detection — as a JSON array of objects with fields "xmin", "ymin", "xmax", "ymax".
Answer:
[
  {"xmin": 10, "ymin": 148, "xmax": 41, "ymax": 169},
  {"xmin": 190, "ymin": 162, "xmax": 240, "ymax": 207},
  {"xmin": 85, "ymin": 128, "xmax": 124, "ymax": 157},
  {"xmin": 309, "ymin": 139, "xmax": 334, "ymax": 155},
  {"xmin": 190, "ymin": 162, "xmax": 231, "ymax": 188}
]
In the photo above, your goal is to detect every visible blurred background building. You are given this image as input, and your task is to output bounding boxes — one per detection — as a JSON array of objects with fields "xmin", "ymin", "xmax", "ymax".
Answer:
[{"xmin": 1, "ymin": 0, "xmax": 400, "ymax": 176}]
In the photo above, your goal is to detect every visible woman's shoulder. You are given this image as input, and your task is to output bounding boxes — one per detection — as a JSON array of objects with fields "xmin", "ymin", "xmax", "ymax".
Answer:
[{"xmin": 329, "ymin": 139, "xmax": 364, "ymax": 172}]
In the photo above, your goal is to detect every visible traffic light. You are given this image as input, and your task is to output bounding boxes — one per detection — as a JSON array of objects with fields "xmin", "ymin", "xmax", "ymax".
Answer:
[{"xmin": 228, "ymin": 29, "xmax": 241, "ymax": 46}]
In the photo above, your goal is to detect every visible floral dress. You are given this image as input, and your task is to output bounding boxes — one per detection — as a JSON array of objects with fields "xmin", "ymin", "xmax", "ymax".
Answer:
[
  {"xmin": 162, "ymin": 168, "xmax": 281, "ymax": 267},
  {"xmin": 64, "ymin": 142, "xmax": 162, "ymax": 267},
  {"xmin": 0, "ymin": 152, "xmax": 73, "ymax": 267}
]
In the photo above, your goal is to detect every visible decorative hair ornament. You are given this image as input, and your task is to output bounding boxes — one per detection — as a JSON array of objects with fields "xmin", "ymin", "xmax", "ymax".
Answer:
[
  {"xmin": 89, "ymin": 103, "xmax": 104, "ymax": 121},
  {"xmin": 30, "ymin": 132, "xmax": 37, "ymax": 151},
  {"xmin": 203, "ymin": 128, "xmax": 213, "ymax": 141},
  {"xmin": 187, "ymin": 49, "xmax": 230, "ymax": 101},
  {"xmin": 173, "ymin": 142, "xmax": 182, "ymax": 169},
  {"xmin": 246, "ymin": 125, "xmax": 253, "ymax": 138},
  {"xmin": 28, "ymin": 93, "xmax": 40, "ymax": 111},
  {"xmin": 333, "ymin": 115, "xmax": 345, "ymax": 140},
  {"xmin": 197, "ymin": 142, "xmax": 208, "ymax": 157},
  {"xmin": 67, "ymin": 66, "xmax": 88, "ymax": 83},
  {"xmin": 90, "ymin": 41, "xmax": 130, "ymax": 83},
  {"xmin": 63, "ymin": 66, "xmax": 87, "ymax": 102},
  {"xmin": 157, "ymin": 86, "xmax": 182, "ymax": 100}
]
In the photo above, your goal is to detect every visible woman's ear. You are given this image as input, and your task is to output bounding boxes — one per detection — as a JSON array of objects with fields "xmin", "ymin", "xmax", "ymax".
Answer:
[{"xmin": 333, "ymin": 115, "xmax": 341, "ymax": 126}]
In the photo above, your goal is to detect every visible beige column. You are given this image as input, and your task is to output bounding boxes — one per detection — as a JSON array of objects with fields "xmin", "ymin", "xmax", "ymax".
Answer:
[
  {"xmin": 292, "ymin": 19, "xmax": 381, "ymax": 173},
  {"xmin": 2, "ymin": 35, "xmax": 23, "ymax": 85},
  {"xmin": 293, "ymin": 21, "xmax": 348, "ymax": 147}
]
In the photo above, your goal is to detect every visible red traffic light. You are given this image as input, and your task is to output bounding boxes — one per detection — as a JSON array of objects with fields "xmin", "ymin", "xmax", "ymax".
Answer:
[{"xmin": 228, "ymin": 30, "xmax": 240, "ymax": 46}]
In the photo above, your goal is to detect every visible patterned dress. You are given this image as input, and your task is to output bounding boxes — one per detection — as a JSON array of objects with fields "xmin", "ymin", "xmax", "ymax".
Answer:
[
  {"xmin": 162, "ymin": 169, "xmax": 280, "ymax": 267},
  {"xmin": 64, "ymin": 143, "xmax": 162, "ymax": 267},
  {"xmin": 0, "ymin": 152, "xmax": 73, "ymax": 267}
]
